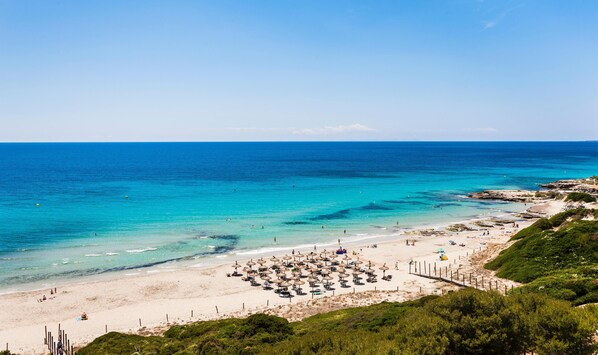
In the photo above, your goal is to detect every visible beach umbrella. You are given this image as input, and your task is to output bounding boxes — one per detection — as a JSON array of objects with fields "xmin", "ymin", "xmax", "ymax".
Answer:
[
  {"xmin": 246, "ymin": 259, "xmax": 256, "ymax": 267},
  {"xmin": 261, "ymin": 275, "xmax": 271, "ymax": 281},
  {"xmin": 307, "ymin": 276, "xmax": 319, "ymax": 283},
  {"xmin": 280, "ymin": 281, "xmax": 291, "ymax": 288},
  {"xmin": 294, "ymin": 279, "xmax": 305, "ymax": 286},
  {"xmin": 379, "ymin": 263, "xmax": 389, "ymax": 276},
  {"xmin": 270, "ymin": 256, "xmax": 279, "ymax": 262},
  {"xmin": 232, "ymin": 261, "xmax": 241, "ymax": 269},
  {"xmin": 338, "ymin": 272, "xmax": 349, "ymax": 279},
  {"xmin": 365, "ymin": 268, "xmax": 375, "ymax": 274}
]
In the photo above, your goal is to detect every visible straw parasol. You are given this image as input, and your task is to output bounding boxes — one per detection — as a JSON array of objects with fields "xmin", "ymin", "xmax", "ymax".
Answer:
[
  {"xmin": 280, "ymin": 281, "xmax": 291, "ymax": 288},
  {"xmin": 246, "ymin": 259, "xmax": 256, "ymax": 267},
  {"xmin": 379, "ymin": 263, "xmax": 389, "ymax": 277}
]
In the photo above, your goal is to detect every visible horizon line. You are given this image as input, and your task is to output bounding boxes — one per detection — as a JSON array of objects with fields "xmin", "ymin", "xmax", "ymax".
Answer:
[{"xmin": 0, "ymin": 140, "xmax": 596, "ymax": 144}]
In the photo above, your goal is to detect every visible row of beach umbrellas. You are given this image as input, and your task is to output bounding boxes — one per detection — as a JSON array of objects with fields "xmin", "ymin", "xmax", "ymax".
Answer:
[{"xmin": 231, "ymin": 250, "xmax": 390, "ymax": 294}]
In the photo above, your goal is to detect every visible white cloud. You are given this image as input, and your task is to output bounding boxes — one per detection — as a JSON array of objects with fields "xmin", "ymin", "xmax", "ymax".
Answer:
[
  {"xmin": 482, "ymin": 3, "xmax": 524, "ymax": 30},
  {"xmin": 227, "ymin": 124, "xmax": 376, "ymax": 136},
  {"xmin": 291, "ymin": 124, "xmax": 376, "ymax": 135},
  {"xmin": 464, "ymin": 127, "xmax": 499, "ymax": 133}
]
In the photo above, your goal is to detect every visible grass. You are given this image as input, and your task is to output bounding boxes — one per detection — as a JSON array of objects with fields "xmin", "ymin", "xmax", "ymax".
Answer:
[
  {"xmin": 485, "ymin": 209, "xmax": 598, "ymax": 305},
  {"xmin": 565, "ymin": 192, "xmax": 596, "ymax": 203}
]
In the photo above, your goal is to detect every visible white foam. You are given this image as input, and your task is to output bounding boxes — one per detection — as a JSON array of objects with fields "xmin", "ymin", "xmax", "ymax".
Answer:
[
  {"xmin": 105, "ymin": 252, "xmax": 119, "ymax": 256},
  {"xmin": 126, "ymin": 247, "xmax": 157, "ymax": 253},
  {"xmin": 85, "ymin": 253, "xmax": 102, "ymax": 257}
]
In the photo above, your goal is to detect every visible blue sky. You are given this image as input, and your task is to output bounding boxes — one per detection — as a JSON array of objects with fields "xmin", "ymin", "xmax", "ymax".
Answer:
[{"xmin": 0, "ymin": 0, "xmax": 596, "ymax": 141}]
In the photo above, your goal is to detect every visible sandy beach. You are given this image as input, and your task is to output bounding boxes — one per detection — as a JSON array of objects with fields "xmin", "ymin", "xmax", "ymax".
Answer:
[{"xmin": 0, "ymin": 196, "xmax": 572, "ymax": 354}]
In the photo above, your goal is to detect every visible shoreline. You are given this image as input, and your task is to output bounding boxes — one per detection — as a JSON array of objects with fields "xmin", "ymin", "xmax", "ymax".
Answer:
[
  {"xmin": 0, "ymin": 204, "xmax": 525, "ymax": 297},
  {"xmin": 1, "ymin": 177, "xmax": 593, "ymax": 354},
  {"xmin": 0, "ymin": 203, "xmax": 524, "ymax": 296}
]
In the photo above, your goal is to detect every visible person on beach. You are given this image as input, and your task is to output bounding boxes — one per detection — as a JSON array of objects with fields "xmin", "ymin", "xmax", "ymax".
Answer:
[
  {"xmin": 274, "ymin": 237, "xmax": 277, "ymax": 244},
  {"xmin": 57, "ymin": 335, "xmax": 64, "ymax": 355}
]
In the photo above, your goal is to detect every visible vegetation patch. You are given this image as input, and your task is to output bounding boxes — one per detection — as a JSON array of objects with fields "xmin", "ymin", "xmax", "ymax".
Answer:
[
  {"xmin": 566, "ymin": 192, "xmax": 596, "ymax": 203},
  {"xmin": 486, "ymin": 211, "xmax": 598, "ymax": 305},
  {"xmin": 78, "ymin": 290, "xmax": 598, "ymax": 355}
]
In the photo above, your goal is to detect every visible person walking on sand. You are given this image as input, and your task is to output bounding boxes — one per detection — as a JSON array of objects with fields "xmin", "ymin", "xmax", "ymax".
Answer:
[{"xmin": 57, "ymin": 335, "xmax": 64, "ymax": 355}]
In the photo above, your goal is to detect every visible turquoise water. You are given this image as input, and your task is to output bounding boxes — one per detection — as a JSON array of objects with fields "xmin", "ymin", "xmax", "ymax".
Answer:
[{"xmin": 0, "ymin": 142, "xmax": 596, "ymax": 290}]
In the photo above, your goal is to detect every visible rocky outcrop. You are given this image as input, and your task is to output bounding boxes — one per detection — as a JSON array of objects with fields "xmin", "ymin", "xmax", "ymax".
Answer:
[
  {"xmin": 468, "ymin": 190, "xmax": 534, "ymax": 202},
  {"xmin": 540, "ymin": 178, "xmax": 598, "ymax": 195},
  {"xmin": 446, "ymin": 224, "xmax": 475, "ymax": 232}
]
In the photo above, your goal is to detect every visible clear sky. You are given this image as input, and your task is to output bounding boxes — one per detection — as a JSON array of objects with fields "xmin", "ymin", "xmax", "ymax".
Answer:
[{"xmin": 0, "ymin": 0, "xmax": 597, "ymax": 142}]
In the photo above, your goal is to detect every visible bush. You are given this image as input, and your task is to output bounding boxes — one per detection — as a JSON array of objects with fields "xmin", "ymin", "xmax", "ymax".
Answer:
[
  {"xmin": 79, "ymin": 290, "xmax": 598, "ymax": 355},
  {"xmin": 565, "ymin": 192, "xmax": 596, "ymax": 203}
]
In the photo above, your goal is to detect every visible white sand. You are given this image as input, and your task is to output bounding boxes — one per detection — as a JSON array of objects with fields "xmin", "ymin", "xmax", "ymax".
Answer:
[{"xmin": 0, "ymin": 198, "xmax": 570, "ymax": 354}]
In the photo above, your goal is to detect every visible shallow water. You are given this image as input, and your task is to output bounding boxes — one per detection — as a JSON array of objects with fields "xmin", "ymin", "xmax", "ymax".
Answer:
[{"xmin": 0, "ymin": 142, "xmax": 596, "ymax": 290}]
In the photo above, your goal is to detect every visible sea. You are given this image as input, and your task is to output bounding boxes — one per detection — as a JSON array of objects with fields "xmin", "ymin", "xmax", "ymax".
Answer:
[{"xmin": 0, "ymin": 142, "xmax": 597, "ymax": 292}]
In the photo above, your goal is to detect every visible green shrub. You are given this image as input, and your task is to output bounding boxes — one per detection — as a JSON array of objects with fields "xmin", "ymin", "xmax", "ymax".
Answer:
[
  {"xmin": 79, "ymin": 290, "xmax": 597, "ymax": 355},
  {"xmin": 548, "ymin": 208, "xmax": 592, "ymax": 227},
  {"xmin": 565, "ymin": 192, "xmax": 596, "ymax": 203}
]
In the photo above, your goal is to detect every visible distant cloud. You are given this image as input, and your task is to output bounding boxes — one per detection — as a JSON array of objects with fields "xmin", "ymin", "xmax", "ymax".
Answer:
[
  {"xmin": 482, "ymin": 3, "xmax": 524, "ymax": 30},
  {"xmin": 291, "ymin": 124, "xmax": 376, "ymax": 135},
  {"xmin": 228, "ymin": 124, "xmax": 376, "ymax": 136},
  {"xmin": 464, "ymin": 127, "xmax": 499, "ymax": 133}
]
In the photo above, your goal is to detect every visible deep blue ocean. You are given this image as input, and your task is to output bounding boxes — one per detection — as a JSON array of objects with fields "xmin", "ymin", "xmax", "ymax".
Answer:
[{"xmin": 0, "ymin": 142, "xmax": 596, "ymax": 291}]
